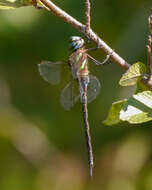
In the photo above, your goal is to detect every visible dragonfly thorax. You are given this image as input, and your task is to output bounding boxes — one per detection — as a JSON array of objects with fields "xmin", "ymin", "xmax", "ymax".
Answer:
[
  {"xmin": 69, "ymin": 36, "xmax": 85, "ymax": 51},
  {"xmin": 69, "ymin": 48, "xmax": 89, "ymax": 79}
]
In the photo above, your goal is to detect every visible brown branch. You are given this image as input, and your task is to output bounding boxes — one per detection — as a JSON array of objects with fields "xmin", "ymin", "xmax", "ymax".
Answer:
[
  {"xmin": 147, "ymin": 35, "xmax": 152, "ymax": 75},
  {"xmin": 85, "ymin": 0, "xmax": 91, "ymax": 33},
  {"xmin": 147, "ymin": 10, "xmax": 152, "ymax": 75},
  {"xmin": 39, "ymin": 0, "xmax": 130, "ymax": 70},
  {"xmin": 149, "ymin": 8, "xmax": 152, "ymax": 35}
]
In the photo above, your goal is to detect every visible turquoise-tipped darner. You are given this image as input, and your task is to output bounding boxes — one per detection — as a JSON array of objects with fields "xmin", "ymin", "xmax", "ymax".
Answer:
[{"xmin": 38, "ymin": 36, "xmax": 111, "ymax": 176}]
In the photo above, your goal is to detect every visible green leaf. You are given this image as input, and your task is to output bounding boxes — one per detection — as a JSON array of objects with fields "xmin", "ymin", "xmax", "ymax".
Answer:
[
  {"xmin": 119, "ymin": 62, "xmax": 147, "ymax": 86},
  {"xmin": 0, "ymin": 0, "xmax": 33, "ymax": 9},
  {"xmin": 0, "ymin": 0, "xmax": 46, "ymax": 9},
  {"xmin": 120, "ymin": 91, "xmax": 152, "ymax": 124},
  {"xmin": 104, "ymin": 99, "xmax": 127, "ymax": 126}
]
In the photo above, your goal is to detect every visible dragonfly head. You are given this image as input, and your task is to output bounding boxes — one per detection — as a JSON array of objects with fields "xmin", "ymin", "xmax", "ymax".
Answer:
[{"xmin": 69, "ymin": 36, "xmax": 85, "ymax": 51}]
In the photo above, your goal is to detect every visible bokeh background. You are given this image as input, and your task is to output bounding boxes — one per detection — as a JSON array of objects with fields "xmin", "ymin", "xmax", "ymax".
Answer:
[{"xmin": 0, "ymin": 0, "xmax": 152, "ymax": 189}]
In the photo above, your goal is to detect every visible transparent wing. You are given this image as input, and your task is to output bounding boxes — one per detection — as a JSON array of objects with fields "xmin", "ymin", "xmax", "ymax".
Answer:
[
  {"xmin": 87, "ymin": 75, "xmax": 101, "ymax": 103},
  {"xmin": 60, "ymin": 75, "xmax": 100, "ymax": 110},
  {"xmin": 38, "ymin": 61, "xmax": 63, "ymax": 85},
  {"xmin": 60, "ymin": 80, "xmax": 80, "ymax": 110}
]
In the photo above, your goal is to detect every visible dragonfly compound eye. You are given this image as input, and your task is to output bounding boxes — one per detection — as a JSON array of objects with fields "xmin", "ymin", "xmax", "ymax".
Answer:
[{"xmin": 69, "ymin": 36, "xmax": 85, "ymax": 50}]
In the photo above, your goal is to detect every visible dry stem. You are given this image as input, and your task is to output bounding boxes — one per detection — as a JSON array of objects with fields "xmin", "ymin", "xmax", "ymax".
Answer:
[
  {"xmin": 85, "ymin": 0, "xmax": 91, "ymax": 34},
  {"xmin": 147, "ymin": 35, "xmax": 152, "ymax": 74}
]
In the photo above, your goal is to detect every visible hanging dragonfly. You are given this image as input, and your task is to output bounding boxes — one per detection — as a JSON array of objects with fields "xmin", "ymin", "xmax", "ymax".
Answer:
[{"xmin": 38, "ymin": 36, "xmax": 112, "ymax": 177}]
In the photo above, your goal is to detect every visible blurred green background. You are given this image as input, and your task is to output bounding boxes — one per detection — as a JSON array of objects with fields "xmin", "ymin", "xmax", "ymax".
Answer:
[{"xmin": 0, "ymin": 0, "xmax": 152, "ymax": 189}]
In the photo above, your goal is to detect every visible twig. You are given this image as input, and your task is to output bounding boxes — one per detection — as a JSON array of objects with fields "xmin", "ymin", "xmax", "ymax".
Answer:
[
  {"xmin": 85, "ymin": 0, "xmax": 91, "ymax": 34},
  {"xmin": 147, "ymin": 35, "xmax": 152, "ymax": 75},
  {"xmin": 39, "ymin": 0, "xmax": 130, "ymax": 70},
  {"xmin": 149, "ymin": 8, "xmax": 152, "ymax": 35},
  {"xmin": 147, "ymin": 10, "xmax": 152, "ymax": 75}
]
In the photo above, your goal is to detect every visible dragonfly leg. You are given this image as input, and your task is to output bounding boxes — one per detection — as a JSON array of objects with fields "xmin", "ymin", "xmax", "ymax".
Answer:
[
  {"xmin": 86, "ymin": 46, "xmax": 99, "ymax": 52},
  {"xmin": 87, "ymin": 49, "xmax": 114, "ymax": 66},
  {"xmin": 85, "ymin": 38, "xmax": 103, "ymax": 52}
]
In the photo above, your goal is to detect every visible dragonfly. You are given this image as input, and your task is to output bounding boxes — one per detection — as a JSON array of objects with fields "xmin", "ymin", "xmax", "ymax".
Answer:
[{"xmin": 38, "ymin": 36, "xmax": 112, "ymax": 177}]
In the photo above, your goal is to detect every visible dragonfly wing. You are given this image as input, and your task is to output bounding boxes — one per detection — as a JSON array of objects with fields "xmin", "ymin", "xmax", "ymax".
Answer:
[
  {"xmin": 38, "ymin": 61, "xmax": 63, "ymax": 85},
  {"xmin": 60, "ymin": 81, "xmax": 80, "ymax": 110},
  {"xmin": 87, "ymin": 75, "xmax": 101, "ymax": 103}
]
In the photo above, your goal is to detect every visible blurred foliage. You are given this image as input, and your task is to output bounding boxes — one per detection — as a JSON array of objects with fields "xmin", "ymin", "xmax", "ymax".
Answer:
[
  {"xmin": 105, "ymin": 62, "xmax": 152, "ymax": 125},
  {"xmin": 0, "ymin": 0, "xmax": 31, "ymax": 9},
  {"xmin": 0, "ymin": 0, "xmax": 152, "ymax": 189}
]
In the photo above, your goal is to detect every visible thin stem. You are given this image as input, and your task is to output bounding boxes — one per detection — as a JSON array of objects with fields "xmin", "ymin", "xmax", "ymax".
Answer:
[
  {"xmin": 39, "ymin": 0, "xmax": 130, "ymax": 70},
  {"xmin": 148, "ymin": 8, "xmax": 152, "ymax": 35},
  {"xmin": 147, "ymin": 35, "xmax": 152, "ymax": 75},
  {"xmin": 147, "ymin": 10, "xmax": 152, "ymax": 75},
  {"xmin": 85, "ymin": 0, "xmax": 91, "ymax": 33}
]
